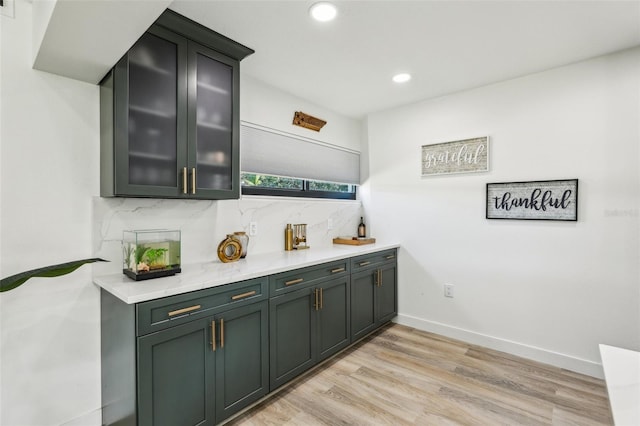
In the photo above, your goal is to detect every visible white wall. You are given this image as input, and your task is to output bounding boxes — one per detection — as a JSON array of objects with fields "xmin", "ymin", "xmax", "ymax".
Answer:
[
  {"xmin": 0, "ymin": 2, "xmax": 363, "ymax": 425},
  {"xmin": 241, "ymin": 74, "xmax": 362, "ymax": 152},
  {"xmin": 364, "ymin": 47, "xmax": 640, "ymax": 378},
  {"xmin": 1, "ymin": 1, "xmax": 102, "ymax": 425}
]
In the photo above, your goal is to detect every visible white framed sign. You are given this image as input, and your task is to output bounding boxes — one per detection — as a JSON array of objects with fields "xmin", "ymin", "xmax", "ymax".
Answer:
[
  {"xmin": 486, "ymin": 179, "xmax": 578, "ymax": 221},
  {"xmin": 421, "ymin": 136, "xmax": 489, "ymax": 176}
]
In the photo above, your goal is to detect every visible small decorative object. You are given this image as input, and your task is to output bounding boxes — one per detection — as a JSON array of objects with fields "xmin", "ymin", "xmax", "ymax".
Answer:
[
  {"xmin": 233, "ymin": 231, "xmax": 249, "ymax": 258},
  {"xmin": 284, "ymin": 224, "xmax": 294, "ymax": 251},
  {"xmin": 422, "ymin": 136, "xmax": 489, "ymax": 176},
  {"xmin": 358, "ymin": 216, "xmax": 366, "ymax": 238},
  {"xmin": 292, "ymin": 224, "xmax": 309, "ymax": 250},
  {"xmin": 292, "ymin": 111, "xmax": 327, "ymax": 132},
  {"xmin": 123, "ymin": 230, "xmax": 181, "ymax": 281},
  {"xmin": 217, "ymin": 234, "xmax": 242, "ymax": 263},
  {"xmin": 486, "ymin": 179, "xmax": 578, "ymax": 221}
]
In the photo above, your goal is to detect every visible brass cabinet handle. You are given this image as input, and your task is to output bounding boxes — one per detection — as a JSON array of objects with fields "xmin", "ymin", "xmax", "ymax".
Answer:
[
  {"xmin": 320, "ymin": 288, "xmax": 323, "ymax": 310},
  {"xmin": 285, "ymin": 278, "xmax": 304, "ymax": 286},
  {"xmin": 220, "ymin": 318, "xmax": 224, "ymax": 348},
  {"xmin": 314, "ymin": 289, "xmax": 319, "ymax": 311},
  {"xmin": 359, "ymin": 261, "xmax": 371, "ymax": 267},
  {"xmin": 211, "ymin": 320, "xmax": 216, "ymax": 352},
  {"xmin": 378, "ymin": 270, "xmax": 383, "ymax": 287},
  {"xmin": 191, "ymin": 168, "xmax": 196, "ymax": 195},
  {"xmin": 374, "ymin": 270, "xmax": 379, "ymax": 287},
  {"xmin": 168, "ymin": 304, "xmax": 201, "ymax": 317},
  {"xmin": 231, "ymin": 290, "xmax": 256, "ymax": 301},
  {"xmin": 182, "ymin": 167, "xmax": 188, "ymax": 194},
  {"xmin": 331, "ymin": 267, "xmax": 345, "ymax": 273},
  {"xmin": 386, "ymin": 255, "xmax": 395, "ymax": 260}
]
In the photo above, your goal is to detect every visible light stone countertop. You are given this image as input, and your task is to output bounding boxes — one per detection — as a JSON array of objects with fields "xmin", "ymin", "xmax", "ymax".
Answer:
[
  {"xmin": 599, "ymin": 344, "xmax": 640, "ymax": 426},
  {"xmin": 94, "ymin": 242, "xmax": 400, "ymax": 304}
]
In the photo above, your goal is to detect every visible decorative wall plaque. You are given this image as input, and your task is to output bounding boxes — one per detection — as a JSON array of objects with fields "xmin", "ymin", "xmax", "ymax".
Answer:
[
  {"xmin": 486, "ymin": 179, "xmax": 578, "ymax": 221},
  {"xmin": 292, "ymin": 111, "xmax": 327, "ymax": 132},
  {"xmin": 421, "ymin": 136, "xmax": 489, "ymax": 176}
]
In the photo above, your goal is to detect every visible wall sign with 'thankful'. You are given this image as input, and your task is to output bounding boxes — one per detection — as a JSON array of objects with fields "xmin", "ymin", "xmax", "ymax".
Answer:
[
  {"xmin": 421, "ymin": 136, "xmax": 489, "ymax": 176},
  {"xmin": 486, "ymin": 179, "xmax": 578, "ymax": 221}
]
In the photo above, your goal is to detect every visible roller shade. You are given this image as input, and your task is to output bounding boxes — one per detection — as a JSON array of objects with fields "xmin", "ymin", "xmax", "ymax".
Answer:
[{"xmin": 241, "ymin": 124, "xmax": 360, "ymax": 185}]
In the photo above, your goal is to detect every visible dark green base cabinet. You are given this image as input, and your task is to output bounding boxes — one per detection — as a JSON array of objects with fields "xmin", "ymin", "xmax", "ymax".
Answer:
[
  {"xmin": 269, "ymin": 272, "xmax": 350, "ymax": 390},
  {"xmin": 101, "ymin": 277, "xmax": 269, "ymax": 426},
  {"xmin": 101, "ymin": 248, "xmax": 397, "ymax": 425},
  {"xmin": 350, "ymin": 250, "xmax": 398, "ymax": 342}
]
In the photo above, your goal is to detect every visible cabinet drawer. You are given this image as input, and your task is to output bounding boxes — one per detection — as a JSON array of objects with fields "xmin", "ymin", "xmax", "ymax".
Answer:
[
  {"xmin": 136, "ymin": 277, "xmax": 268, "ymax": 336},
  {"xmin": 350, "ymin": 249, "xmax": 397, "ymax": 272},
  {"xmin": 270, "ymin": 260, "xmax": 349, "ymax": 296}
]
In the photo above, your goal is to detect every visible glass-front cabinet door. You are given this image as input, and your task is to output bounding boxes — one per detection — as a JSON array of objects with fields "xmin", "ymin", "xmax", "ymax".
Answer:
[
  {"xmin": 102, "ymin": 10, "xmax": 251, "ymax": 200},
  {"xmin": 188, "ymin": 42, "xmax": 240, "ymax": 199},
  {"xmin": 114, "ymin": 27, "xmax": 188, "ymax": 197}
]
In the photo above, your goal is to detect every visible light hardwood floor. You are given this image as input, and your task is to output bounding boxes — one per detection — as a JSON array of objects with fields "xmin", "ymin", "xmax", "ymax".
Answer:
[{"xmin": 227, "ymin": 324, "xmax": 612, "ymax": 425}]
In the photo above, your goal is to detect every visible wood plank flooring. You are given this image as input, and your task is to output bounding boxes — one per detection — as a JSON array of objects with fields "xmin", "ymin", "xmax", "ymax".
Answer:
[{"xmin": 226, "ymin": 324, "xmax": 612, "ymax": 425}]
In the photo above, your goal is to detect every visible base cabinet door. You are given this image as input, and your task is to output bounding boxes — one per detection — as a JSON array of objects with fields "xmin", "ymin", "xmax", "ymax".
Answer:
[
  {"xmin": 350, "ymin": 270, "xmax": 377, "ymax": 342},
  {"xmin": 214, "ymin": 301, "xmax": 268, "ymax": 423},
  {"xmin": 377, "ymin": 263, "xmax": 397, "ymax": 324},
  {"xmin": 137, "ymin": 318, "xmax": 215, "ymax": 426},
  {"xmin": 269, "ymin": 287, "xmax": 317, "ymax": 390},
  {"xmin": 317, "ymin": 277, "xmax": 351, "ymax": 362}
]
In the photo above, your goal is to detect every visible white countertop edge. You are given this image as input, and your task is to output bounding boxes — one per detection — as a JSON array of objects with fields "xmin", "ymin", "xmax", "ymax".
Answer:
[
  {"xmin": 599, "ymin": 344, "xmax": 640, "ymax": 426},
  {"xmin": 94, "ymin": 242, "xmax": 400, "ymax": 304}
]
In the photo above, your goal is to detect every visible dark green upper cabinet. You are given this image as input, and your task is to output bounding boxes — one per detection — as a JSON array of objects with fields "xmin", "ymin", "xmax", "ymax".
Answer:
[{"xmin": 100, "ymin": 9, "xmax": 253, "ymax": 199}]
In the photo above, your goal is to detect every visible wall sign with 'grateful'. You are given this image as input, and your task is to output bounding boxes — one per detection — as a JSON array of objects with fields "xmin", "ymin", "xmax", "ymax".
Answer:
[
  {"xmin": 486, "ymin": 179, "xmax": 578, "ymax": 221},
  {"xmin": 422, "ymin": 136, "xmax": 489, "ymax": 176}
]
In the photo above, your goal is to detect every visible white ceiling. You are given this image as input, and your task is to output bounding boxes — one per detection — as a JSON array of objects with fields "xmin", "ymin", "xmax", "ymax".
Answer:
[
  {"xmin": 31, "ymin": 1, "xmax": 640, "ymax": 119},
  {"xmin": 169, "ymin": 0, "xmax": 640, "ymax": 118}
]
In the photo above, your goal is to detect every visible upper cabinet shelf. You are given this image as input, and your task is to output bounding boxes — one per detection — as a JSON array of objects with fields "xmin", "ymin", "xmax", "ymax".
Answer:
[{"xmin": 100, "ymin": 9, "xmax": 254, "ymax": 200}]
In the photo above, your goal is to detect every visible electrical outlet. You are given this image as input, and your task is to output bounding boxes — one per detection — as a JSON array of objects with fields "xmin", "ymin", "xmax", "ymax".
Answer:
[
  {"xmin": 249, "ymin": 222, "xmax": 258, "ymax": 236},
  {"xmin": 444, "ymin": 284, "xmax": 454, "ymax": 298},
  {"xmin": 327, "ymin": 218, "xmax": 333, "ymax": 230}
]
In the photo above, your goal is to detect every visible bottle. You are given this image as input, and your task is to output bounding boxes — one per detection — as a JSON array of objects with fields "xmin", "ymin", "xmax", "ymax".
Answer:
[
  {"xmin": 358, "ymin": 217, "xmax": 366, "ymax": 238},
  {"xmin": 284, "ymin": 224, "xmax": 294, "ymax": 251}
]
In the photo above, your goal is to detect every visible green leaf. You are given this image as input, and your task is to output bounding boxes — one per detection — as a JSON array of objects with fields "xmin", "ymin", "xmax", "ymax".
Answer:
[{"xmin": 0, "ymin": 258, "xmax": 108, "ymax": 293}]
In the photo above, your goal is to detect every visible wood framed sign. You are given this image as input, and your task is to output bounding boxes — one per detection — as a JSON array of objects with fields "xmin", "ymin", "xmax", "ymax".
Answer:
[
  {"xmin": 486, "ymin": 179, "xmax": 578, "ymax": 221},
  {"xmin": 422, "ymin": 136, "xmax": 489, "ymax": 176}
]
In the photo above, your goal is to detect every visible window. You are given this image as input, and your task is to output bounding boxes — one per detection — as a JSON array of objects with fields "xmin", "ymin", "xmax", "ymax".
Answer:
[
  {"xmin": 241, "ymin": 173, "xmax": 356, "ymax": 199},
  {"xmin": 240, "ymin": 124, "xmax": 360, "ymax": 200}
]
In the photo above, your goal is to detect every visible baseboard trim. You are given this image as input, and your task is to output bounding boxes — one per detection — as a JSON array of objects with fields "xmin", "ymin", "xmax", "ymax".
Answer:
[{"xmin": 395, "ymin": 314, "xmax": 604, "ymax": 379}]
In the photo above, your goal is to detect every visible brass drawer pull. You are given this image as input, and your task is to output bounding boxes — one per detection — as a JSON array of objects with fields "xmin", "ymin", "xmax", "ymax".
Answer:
[
  {"xmin": 359, "ymin": 261, "xmax": 371, "ymax": 267},
  {"xmin": 168, "ymin": 304, "xmax": 201, "ymax": 317},
  {"xmin": 386, "ymin": 255, "xmax": 395, "ymax": 260},
  {"xmin": 231, "ymin": 290, "xmax": 256, "ymax": 301},
  {"xmin": 285, "ymin": 278, "xmax": 304, "ymax": 286},
  {"xmin": 331, "ymin": 267, "xmax": 345, "ymax": 273}
]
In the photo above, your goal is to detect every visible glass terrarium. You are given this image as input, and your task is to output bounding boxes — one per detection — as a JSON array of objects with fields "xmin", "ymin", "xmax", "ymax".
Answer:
[{"xmin": 123, "ymin": 229, "xmax": 181, "ymax": 281}]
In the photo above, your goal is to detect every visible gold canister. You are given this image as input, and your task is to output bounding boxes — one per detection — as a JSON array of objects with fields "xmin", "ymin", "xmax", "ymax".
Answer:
[{"xmin": 284, "ymin": 224, "xmax": 294, "ymax": 251}]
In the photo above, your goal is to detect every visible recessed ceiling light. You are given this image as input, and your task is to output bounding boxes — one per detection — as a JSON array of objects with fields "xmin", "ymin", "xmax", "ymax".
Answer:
[
  {"xmin": 309, "ymin": 2, "xmax": 337, "ymax": 22},
  {"xmin": 392, "ymin": 73, "xmax": 412, "ymax": 83}
]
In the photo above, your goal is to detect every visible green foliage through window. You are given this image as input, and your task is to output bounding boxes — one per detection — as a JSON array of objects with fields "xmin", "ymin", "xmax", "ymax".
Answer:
[{"xmin": 241, "ymin": 173, "xmax": 356, "ymax": 200}]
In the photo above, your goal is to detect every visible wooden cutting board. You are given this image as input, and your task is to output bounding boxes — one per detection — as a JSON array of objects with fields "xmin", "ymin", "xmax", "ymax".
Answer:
[{"xmin": 333, "ymin": 237, "xmax": 376, "ymax": 246}]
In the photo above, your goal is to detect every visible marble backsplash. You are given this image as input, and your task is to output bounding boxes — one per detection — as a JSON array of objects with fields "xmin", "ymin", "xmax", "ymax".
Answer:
[{"xmin": 92, "ymin": 196, "xmax": 362, "ymax": 276}]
